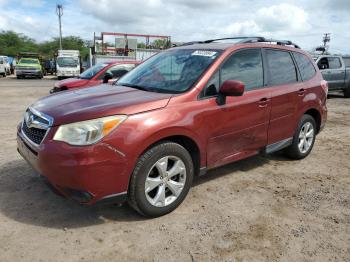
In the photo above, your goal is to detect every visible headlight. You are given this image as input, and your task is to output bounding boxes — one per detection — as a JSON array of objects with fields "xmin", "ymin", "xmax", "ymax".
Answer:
[{"xmin": 53, "ymin": 115, "xmax": 127, "ymax": 145}]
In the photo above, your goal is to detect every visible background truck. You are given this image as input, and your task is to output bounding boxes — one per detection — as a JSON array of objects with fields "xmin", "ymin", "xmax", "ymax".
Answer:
[
  {"xmin": 56, "ymin": 50, "xmax": 80, "ymax": 79},
  {"xmin": 16, "ymin": 53, "xmax": 43, "ymax": 79},
  {"xmin": 314, "ymin": 55, "xmax": 350, "ymax": 97}
]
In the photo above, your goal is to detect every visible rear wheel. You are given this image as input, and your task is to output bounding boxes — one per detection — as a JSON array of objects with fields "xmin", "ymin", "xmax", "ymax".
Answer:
[
  {"xmin": 128, "ymin": 142, "xmax": 194, "ymax": 217},
  {"xmin": 286, "ymin": 115, "xmax": 316, "ymax": 159}
]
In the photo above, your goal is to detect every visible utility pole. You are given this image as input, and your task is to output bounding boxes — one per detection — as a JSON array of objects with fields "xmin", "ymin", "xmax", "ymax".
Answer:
[
  {"xmin": 56, "ymin": 4, "xmax": 63, "ymax": 50},
  {"xmin": 322, "ymin": 33, "xmax": 331, "ymax": 54}
]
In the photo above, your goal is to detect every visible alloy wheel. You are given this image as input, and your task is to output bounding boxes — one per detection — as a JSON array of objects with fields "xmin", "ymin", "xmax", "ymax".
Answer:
[
  {"xmin": 145, "ymin": 156, "xmax": 186, "ymax": 207},
  {"xmin": 298, "ymin": 122, "xmax": 314, "ymax": 154}
]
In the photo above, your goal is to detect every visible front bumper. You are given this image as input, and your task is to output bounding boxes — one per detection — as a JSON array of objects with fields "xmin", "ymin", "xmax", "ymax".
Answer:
[
  {"xmin": 57, "ymin": 72, "xmax": 80, "ymax": 77},
  {"xmin": 16, "ymin": 70, "xmax": 42, "ymax": 77},
  {"xmin": 17, "ymin": 125, "xmax": 130, "ymax": 205},
  {"xmin": 50, "ymin": 87, "xmax": 65, "ymax": 94}
]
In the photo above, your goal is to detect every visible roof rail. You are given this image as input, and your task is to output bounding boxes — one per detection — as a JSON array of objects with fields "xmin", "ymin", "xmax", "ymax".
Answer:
[
  {"xmin": 181, "ymin": 36, "xmax": 300, "ymax": 49},
  {"xmin": 240, "ymin": 37, "xmax": 301, "ymax": 49}
]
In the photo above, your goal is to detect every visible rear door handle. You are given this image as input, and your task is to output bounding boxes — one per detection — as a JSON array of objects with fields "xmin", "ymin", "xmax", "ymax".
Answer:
[
  {"xmin": 258, "ymin": 97, "xmax": 269, "ymax": 107},
  {"xmin": 297, "ymin": 88, "xmax": 306, "ymax": 96}
]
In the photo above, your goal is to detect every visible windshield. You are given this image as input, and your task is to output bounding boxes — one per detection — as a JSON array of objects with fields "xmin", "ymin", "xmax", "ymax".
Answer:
[
  {"xmin": 57, "ymin": 57, "xmax": 79, "ymax": 67},
  {"xmin": 117, "ymin": 49, "xmax": 221, "ymax": 93},
  {"xmin": 79, "ymin": 63, "xmax": 109, "ymax": 79},
  {"xmin": 20, "ymin": 59, "xmax": 39, "ymax": 64}
]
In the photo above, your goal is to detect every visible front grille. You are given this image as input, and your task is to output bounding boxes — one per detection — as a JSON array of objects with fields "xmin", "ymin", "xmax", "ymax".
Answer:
[
  {"xmin": 17, "ymin": 67, "xmax": 37, "ymax": 71},
  {"xmin": 21, "ymin": 108, "xmax": 52, "ymax": 145},
  {"xmin": 22, "ymin": 120, "xmax": 47, "ymax": 145}
]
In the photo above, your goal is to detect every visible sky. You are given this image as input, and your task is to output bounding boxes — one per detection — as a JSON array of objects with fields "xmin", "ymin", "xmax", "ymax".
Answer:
[{"xmin": 0, "ymin": 0, "xmax": 349, "ymax": 54}]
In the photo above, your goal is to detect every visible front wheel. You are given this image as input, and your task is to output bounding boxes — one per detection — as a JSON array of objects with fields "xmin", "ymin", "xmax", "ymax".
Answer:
[
  {"xmin": 285, "ymin": 115, "xmax": 317, "ymax": 160},
  {"xmin": 128, "ymin": 142, "xmax": 194, "ymax": 217}
]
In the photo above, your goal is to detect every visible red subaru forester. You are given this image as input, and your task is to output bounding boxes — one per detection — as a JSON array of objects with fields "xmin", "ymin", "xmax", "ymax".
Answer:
[{"xmin": 17, "ymin": 37, "xmax": 327, "ymax": 217}]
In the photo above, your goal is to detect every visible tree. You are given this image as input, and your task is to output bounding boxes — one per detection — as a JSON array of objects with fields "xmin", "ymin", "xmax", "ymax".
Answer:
[
  {"xmin": 0, "ymin": 30, "xmax": 89, "ymax": 59},
  {"xmin": 152, "ymin": 39, "xmax": 170, "ymax": 49},
  {"xmin": 0, "ymin": 30, "xmax": 38, "ymax": 56}
]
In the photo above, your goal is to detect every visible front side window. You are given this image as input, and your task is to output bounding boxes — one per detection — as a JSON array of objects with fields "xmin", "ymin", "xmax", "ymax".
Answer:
[
  {"xmin": 293, "ymin": 52, "xmax": 316, "ymax": 81},
  {"xmin": 101, "ymin": 64, "xmax": 135, "ymax": 79},
  {"xmin": 79, "ymin": 63, "xmax": 108, "ymax": 79},
  {"xmin": 221, "ymin": 49, "xmax": 263, "ymax": 91},
  {"xmin": 117, "ymin": 49, "xmax": 221, "ymax": 93},
  {"xmin": 266, "ymin": 49, "xmax": 297, "ymax": 86},
  {"xmin": 328, "ymin": 57, "xmax": 342, "ymax": 69}
]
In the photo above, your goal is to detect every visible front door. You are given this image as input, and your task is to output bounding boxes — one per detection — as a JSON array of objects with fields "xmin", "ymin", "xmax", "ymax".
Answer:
[{"xmin": 199, "ymin": 48, "xmax": 271, "ymax": 168}]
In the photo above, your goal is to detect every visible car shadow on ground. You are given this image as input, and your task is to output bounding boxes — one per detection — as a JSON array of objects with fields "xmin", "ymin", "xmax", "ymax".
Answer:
[{"xmin": 0, "ymin": 152, "xmax": 286, "ymax": 229}]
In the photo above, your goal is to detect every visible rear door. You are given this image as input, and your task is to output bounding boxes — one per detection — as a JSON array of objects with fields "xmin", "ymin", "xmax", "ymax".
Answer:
[
  {"xmin": 264, "ymin": 48, "xmax": 303, "ymax": 144},
  {"xmin": 318, "ymin": 57, "xmax": 345, "ymax": 90}
]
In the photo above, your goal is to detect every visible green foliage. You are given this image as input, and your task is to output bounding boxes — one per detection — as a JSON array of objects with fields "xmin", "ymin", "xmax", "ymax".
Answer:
[
  {"xmin": 152, "ymin": 39, "xmax": 170, "ymax": 49},
  {"xmin": 0, "ymin": 31, "xmax": 38, "ymax": 56},
  {"xmin": 0, "ymin": 30, "xmax": 89, "ymax": 59}
]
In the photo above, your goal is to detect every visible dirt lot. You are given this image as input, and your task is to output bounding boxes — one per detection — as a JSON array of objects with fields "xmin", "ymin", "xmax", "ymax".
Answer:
[{"xmin": 0, "ymin": 76, "xmax": 349, "ymax": 262}]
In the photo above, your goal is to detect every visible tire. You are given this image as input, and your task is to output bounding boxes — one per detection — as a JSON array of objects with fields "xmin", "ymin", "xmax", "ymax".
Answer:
[
  {"xmin": 285, "ymin": 114, "xmax": 317, "ymax": 160},
  {"xmin": 128, "ymin": 141, "xmax": 194, "ymax": 217},
  {"xmin": 344, "ymin": 88, "xmax": 350, "ymax": 98}
]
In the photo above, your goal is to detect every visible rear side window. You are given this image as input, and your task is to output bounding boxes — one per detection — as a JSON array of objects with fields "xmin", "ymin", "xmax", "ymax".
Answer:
[
  {"xmin": 328, "ymin": 57, "xmax": 342, "ymax": 69},
  {"xmin": 293, "ymin": 52, "xmax": 316, "ymax": 81},
  {"xmin": 266, "ymin": 49, "xmax": 297, "ymax": 86},
  {"xmin": 221, "ymin": 48, "xmax": 263, "ymax": 91},
  {"xmin": 343, "ymin": 57, "xmax": 350, "ymax": 67}
]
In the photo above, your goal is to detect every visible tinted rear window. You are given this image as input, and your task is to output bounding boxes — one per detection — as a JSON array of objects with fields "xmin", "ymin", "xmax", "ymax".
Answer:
[
  {"xmin": 266, "ymin": 49, "xmax": 297, "ymax": 86},
  {"xmin": 293, "ymin": 52, "xmax": 316, "ymax": 81}
]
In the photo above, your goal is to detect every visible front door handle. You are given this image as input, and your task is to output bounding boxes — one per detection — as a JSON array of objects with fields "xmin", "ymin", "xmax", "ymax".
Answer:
[{"xmin": 297, "ymin": 88, "xmax": 306, "ymax": 96}]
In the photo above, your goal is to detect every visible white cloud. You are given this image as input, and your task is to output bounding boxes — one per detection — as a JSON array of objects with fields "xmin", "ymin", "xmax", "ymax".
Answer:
[
  {"xmin": 22, "ymin": 0, "xmax": 45, "ymax": 8},
  {"xmin": 256, "ymin": 4, "xmax": 311, "ymax": 33},
  {"xmin": 222, "ymin": 3, "xmax": 311, "ymax": 41}
]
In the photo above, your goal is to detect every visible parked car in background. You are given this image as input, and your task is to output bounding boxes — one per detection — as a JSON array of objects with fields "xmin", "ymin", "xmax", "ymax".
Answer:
[
  {"xmin": 17, "ymin": 37, "xmax": 327, "ymax": 217},
  {"xmin": 50, "ymin": 61, "xmax": 139, "ymax": 93},
  {"xmin": 0, "ymin": 56, "xmax": 11, "ymax": 75},
  {"xmin": 7, "ymin": 56, "xmax": 16, "ymax": 74},
  {"xmin": 0, "ymin": 56, "xmax": 6, "ymax": 77},
  {"xmin": 43, "ymin": 59, "xmax": 55, "ymax": 75},
  {"xmin": 314, "ymin": 55, "xmax": 350, "ymax": 97},
  {"xmin": 16, "ymin": 57, "xmax": 43, "ymax": 79}
]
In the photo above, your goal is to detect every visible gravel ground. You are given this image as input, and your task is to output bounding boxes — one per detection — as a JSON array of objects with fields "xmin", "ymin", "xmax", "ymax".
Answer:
[{"xmin": 0, "ymin": 76, "xmax": 349, "ymax": 262}]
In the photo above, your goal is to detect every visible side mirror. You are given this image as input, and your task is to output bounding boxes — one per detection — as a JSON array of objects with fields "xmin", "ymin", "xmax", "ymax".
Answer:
[
  {"xmin": 0, "ymin": 60, "xmax": 3, "ymax": 64},
  {"xmin": 102, "ymin": 72, "xmax": 113, "ymax": 83},
  {"xmin": 216, "ymin": 80, "xmax": 245, "ymax": 105}
]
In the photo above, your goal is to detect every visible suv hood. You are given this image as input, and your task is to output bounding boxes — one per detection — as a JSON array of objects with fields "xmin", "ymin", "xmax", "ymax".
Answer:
[
  {"xmin": 55, "ymin": 77, "xmax": 89, "ymax": 88},
  {"xmin": 31, "ymin": 84, "xmax": 172, "ymax": 126}
]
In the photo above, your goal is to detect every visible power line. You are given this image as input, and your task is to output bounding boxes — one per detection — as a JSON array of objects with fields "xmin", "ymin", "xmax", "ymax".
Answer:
[
  {"xmin": 56, "ymin": 4, "xmax": 63, "ymax": 50},
  {"xmin": 323, "ymin": 33, "xmax": 331, "ymax": 48}
]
